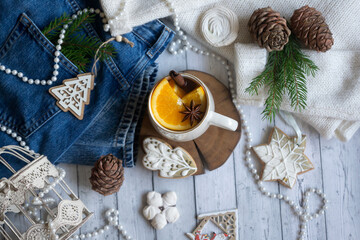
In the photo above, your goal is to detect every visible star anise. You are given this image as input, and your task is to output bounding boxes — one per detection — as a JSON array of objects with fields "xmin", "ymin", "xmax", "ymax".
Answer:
[{"xmin": 180, "ymin": 100, "xmax": 203, "ymax": 126}]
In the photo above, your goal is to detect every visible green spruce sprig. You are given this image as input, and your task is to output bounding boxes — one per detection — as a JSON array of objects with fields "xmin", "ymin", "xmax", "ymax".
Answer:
[
  {"xmin": 42, "ymin": 12, "xmax": 116, "ymax": 72},
  {"xmin": 245, "ymin": 35, "xmax": 319, "ymax": 122},
  {"xmin": 42, "ymin": 13, "xmax": 71, "ymax": 38}
]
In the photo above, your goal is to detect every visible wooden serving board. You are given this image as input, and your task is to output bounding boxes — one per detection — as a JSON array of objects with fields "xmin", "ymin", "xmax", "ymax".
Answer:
[{"xmin": 139, "ymin": 70, "xmax": 241, "ymax": 175}]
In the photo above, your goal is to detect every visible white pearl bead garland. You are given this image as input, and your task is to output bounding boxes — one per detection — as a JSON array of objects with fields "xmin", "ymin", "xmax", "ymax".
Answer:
[
  {"xmin": 0, "ymin": 8, "xmax": 108, "ymax": 86},
  {"xmin": 0, "ymin": 123, "xmax": 29, "ymax": 148},
  {"xmin": 36, "ymin": 167, "xmax": 66, "ymax": 200},
  {"xmin": 0, "ymin": 7, "xmax": 109, "ymax": 151},
  {"xmin": 68, "ymin": 208, "xmax": 134, "ymax": 240},
  {"xmin": 161, "ymin": 1, "xmax": 329, "ymax": 239},
  {"xmin": 0, "ymin": 123, "xmax": 42, "ymax": 155}
]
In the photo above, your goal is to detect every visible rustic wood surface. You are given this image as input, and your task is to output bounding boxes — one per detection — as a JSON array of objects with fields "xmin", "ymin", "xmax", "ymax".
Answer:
[
  {"xmin": 3, "ymin": 35, "xmax": 359, "ymax": 240},
  {"xmin": 139, "ymin": 70, "xmax": 241, "ymax": 175}
]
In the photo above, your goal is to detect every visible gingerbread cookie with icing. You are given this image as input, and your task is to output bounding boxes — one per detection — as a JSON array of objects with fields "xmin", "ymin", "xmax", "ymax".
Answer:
[{"xmin": 142, "ymin": 137, "xmax": 197, "ymax": 179}]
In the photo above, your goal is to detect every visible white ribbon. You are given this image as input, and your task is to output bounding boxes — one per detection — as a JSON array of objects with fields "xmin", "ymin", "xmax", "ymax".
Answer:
[
  {"xmin": 278, "ymin": 111, "xmax": 302, "ymax": 145},
  {"xmin": 200, "ymin": 6, "xmax": 239, "ymax": 47}
]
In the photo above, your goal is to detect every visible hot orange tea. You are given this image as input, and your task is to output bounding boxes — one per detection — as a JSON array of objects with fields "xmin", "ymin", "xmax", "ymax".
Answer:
[{"xmin": 150, "ymin": 75, "xmax": 207, "ymax": 131}]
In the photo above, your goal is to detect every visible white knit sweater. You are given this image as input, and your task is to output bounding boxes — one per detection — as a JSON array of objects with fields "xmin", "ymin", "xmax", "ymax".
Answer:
[{"xmin": 100, "ymin": 0, "xmax": 217, "ymax": 36}]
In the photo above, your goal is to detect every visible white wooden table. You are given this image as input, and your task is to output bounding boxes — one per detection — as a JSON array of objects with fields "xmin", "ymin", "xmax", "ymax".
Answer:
[{"xmin": 5, "ymin": 37, "xmax": 360, "ymax": 240}]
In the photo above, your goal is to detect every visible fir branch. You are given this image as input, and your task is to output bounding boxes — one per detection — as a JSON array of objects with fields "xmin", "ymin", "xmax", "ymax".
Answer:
[
  {"xmin": 261, "ymin": 51, "xmax": 286, "ymax": 121},
  {"xmin": 285, "ymin": 35, "xmax": 318, "ymax": 111},
  {"xmin": 61, "ymin": 35, "xmax": 116, "ymax": 72},
  {"xmin": 42, "ymin": 12, "xmax": 116, "ymax": 72},
  {"xmin": 245, "ymin": 64, "xmax": 272, "ymax": 95},
  {"xmin": 62, "ymin": 35, "xmax": 115, "ymax": 59},
  {"xmin": 246, "ymin": 35, "xmax": 319, "ymax": 122},
  {"xmin": 64, "ymin": 12, "xmax": 96, "ymax": 37},
  {"xmin": 42, "ymin": 13, "xmax": 71, "ymax": 37}
]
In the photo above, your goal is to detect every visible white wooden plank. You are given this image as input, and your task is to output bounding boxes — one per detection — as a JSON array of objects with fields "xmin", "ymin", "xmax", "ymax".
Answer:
[
  {"xmin": 194, "ymin": 157, "xmax": 237, "ymax": 213},
  {"xmin": 156, "ymin": 40, "xmax": 187, "ymax": 78},
  {"xmin": 153, "ymin": 42, "xmax": 197, "ymax": 240},
  {"xmin": 117, "ymin": 154, "xmax": 155, "ymax": 240},
  {"xmin": 59, "ymin": 163, "xmax": 79, "ymax": 197},
  {"xmin": 184, "ymin": 40, "xmax": 230, "ymax": 86},
  {"xmin": 320, "ymin": 131, "xmax": 360, "ymax": 240},
  {"xmin": 185, "ymin": 39, "xmax": 237, "ymax": 237},
  {"xmin": 275, "ymin": 117, "xmax": 327, "ymax": 240},
  {"xmin": 233, "ymin": 105, "xmax": 281, "ymax": 240},
  {"xmin": 76, "ymin": 165, "xmax": 118, "ymax": 240},
  {"xmin": 153, "ymin": 175, "xmax": 196, "ymax": 239}
]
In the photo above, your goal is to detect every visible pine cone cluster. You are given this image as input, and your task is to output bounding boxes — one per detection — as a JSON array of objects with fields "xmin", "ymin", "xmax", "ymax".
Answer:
[
  {"xmin": 89, "ymin": 154, "xmax": 124, "ymax": 196},
  {"xmin": 291, "ymin": 5, "xmax": 333, "ymax": 52},
  {"xmin": 248, "ymin": 7, "xmax": 291, "ymax": 52},
  {"xmin": 248, "ymin": 5, "xmax": 333, "ymax": 53}
]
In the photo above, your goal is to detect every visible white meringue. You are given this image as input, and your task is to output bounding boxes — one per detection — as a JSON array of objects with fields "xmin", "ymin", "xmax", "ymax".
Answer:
[
  {"xmin": 162, "ymin": 191, "xmax": 177, "ymax": 206},
  {"xmin": 143, "ymin": 191, "xmax": 180, "ymax": 230},
  {"xmin": 146, "ymin": 191, "xmax": 163, "ymax": 207},
  {"xmin": 151, "ymin": 213, "xmax": 167, "ymax": 230},
  {"xmin": 200, "ymin": 6, "xmax": 239, "ymax": 47},
  {"xmin": 143, "ymin": 205, "xmax": 161, "ymax": 220},
  {"xmin": 164, "ymin": 207, "xmax": 180, "ymax": 223}
]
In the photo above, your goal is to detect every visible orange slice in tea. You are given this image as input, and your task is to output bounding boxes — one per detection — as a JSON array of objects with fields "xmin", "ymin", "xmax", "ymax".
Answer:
[
  {"xmin": 182, "ymin": 86, "xmax": 207, "ymax": 113},
  {"xmin": 168, "ymin": 79, "xmax": 186, "ymax": 98},
  {"xmin": 151, "ymin": 78, "xmax": 207, "ymax": 131}
]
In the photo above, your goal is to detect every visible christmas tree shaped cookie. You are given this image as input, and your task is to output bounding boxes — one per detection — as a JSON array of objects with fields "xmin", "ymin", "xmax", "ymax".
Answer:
[{"xmin": 49, "ymin": 73, "xmax": 94, "ymax": 120}]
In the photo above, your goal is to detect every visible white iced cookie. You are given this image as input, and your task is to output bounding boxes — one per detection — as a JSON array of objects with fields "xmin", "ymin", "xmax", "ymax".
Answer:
[
  {"xmin": 142, "ymin": 137, "xmax": 197, "ymax": 179},
  {"xmin": 143, "ymin": 205, "xmax": 161, "ymax": 220},
  {"xmin": 146, "ymin": 191, "xmax": 163, "ymax": 207},
  {"xmin": 164, "ymin": 207, "xmax": 180, "ymax": 223},
  {"xmin": 252, "ymin": 127, "xmax": 314, "ymax": 188},
  {"xmin": 162, "ymin": 191, "xmax": 177, "ymax": 206},
  {"xmin": 200, "ymin": 6, "xmax": 239, "ymax": 47},
  {"xmin": 142, "ymin": 191, "xmax": 180, "ymax": 230}
]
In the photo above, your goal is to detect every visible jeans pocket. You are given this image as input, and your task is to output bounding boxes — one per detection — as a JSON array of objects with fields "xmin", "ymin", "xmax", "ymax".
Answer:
[{"xmin": 0, "ymin": 13, "xmax": 80, "ymax": 137}]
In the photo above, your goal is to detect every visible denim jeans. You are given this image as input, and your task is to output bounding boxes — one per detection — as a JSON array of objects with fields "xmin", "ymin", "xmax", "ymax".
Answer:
[{"xmin": 0, "ymin": 0, "xmax": 173, "ymax": 178}]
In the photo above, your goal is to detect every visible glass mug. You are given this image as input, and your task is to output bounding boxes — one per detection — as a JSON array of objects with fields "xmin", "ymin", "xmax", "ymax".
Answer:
[{"xmin": 148, "ymin": 72, "xmax": 238, "ymax": 142}]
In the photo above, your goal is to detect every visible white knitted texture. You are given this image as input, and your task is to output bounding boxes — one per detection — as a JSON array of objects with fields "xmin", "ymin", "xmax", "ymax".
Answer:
[
  {"xmin": 100, "ymin": 0, "xmax": 218, "ymax": 36},
  {"xmin": 177, "ymin": 0, "xmax": 360, "ymax": 141},
  {"xmin": 178, "ymin": 0, "xmax": 360, "ymax": 60},
  {"xmin": 234, "ymin": 43, "xmax": 360, "ymax": 141}
]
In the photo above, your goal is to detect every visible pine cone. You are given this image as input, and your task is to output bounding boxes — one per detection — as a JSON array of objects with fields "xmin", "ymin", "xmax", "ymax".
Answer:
[
  {"xmin": 290, "ymin": 5, "xmax": 334, "ymax": 52},
  {"xmin": 89, "ymin": 154, "xmax": 124, "ymax": 196},
  {"xmin": 248, "ymin": 7, "xmax": 291, "ymax": 52}
]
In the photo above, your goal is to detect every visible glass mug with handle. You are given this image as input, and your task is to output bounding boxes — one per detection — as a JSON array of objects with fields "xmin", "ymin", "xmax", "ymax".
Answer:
[{"xmin": 148, "ymin": 72, "xmax": 238, "ymax": 142}]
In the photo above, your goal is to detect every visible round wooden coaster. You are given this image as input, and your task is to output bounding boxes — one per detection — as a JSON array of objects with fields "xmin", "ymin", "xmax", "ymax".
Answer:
[{"xmin": 139, "ymin": 70, "xmax": 241, "ymax": 175}]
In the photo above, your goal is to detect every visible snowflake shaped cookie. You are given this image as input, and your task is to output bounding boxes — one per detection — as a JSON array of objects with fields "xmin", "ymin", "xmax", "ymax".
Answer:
[{"xmin": 252, "ymin": 127, "xmax": 314, "ymax": 188}]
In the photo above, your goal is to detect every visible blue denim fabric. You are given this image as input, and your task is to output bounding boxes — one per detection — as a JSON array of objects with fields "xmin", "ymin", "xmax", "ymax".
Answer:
[
  {"xmin": 0, "ymin": 0, "xmax": 173, "ymax": 178},
  {"xmin": 58, "ymin": 63, "xmax": 158, "ymax": 167}
]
